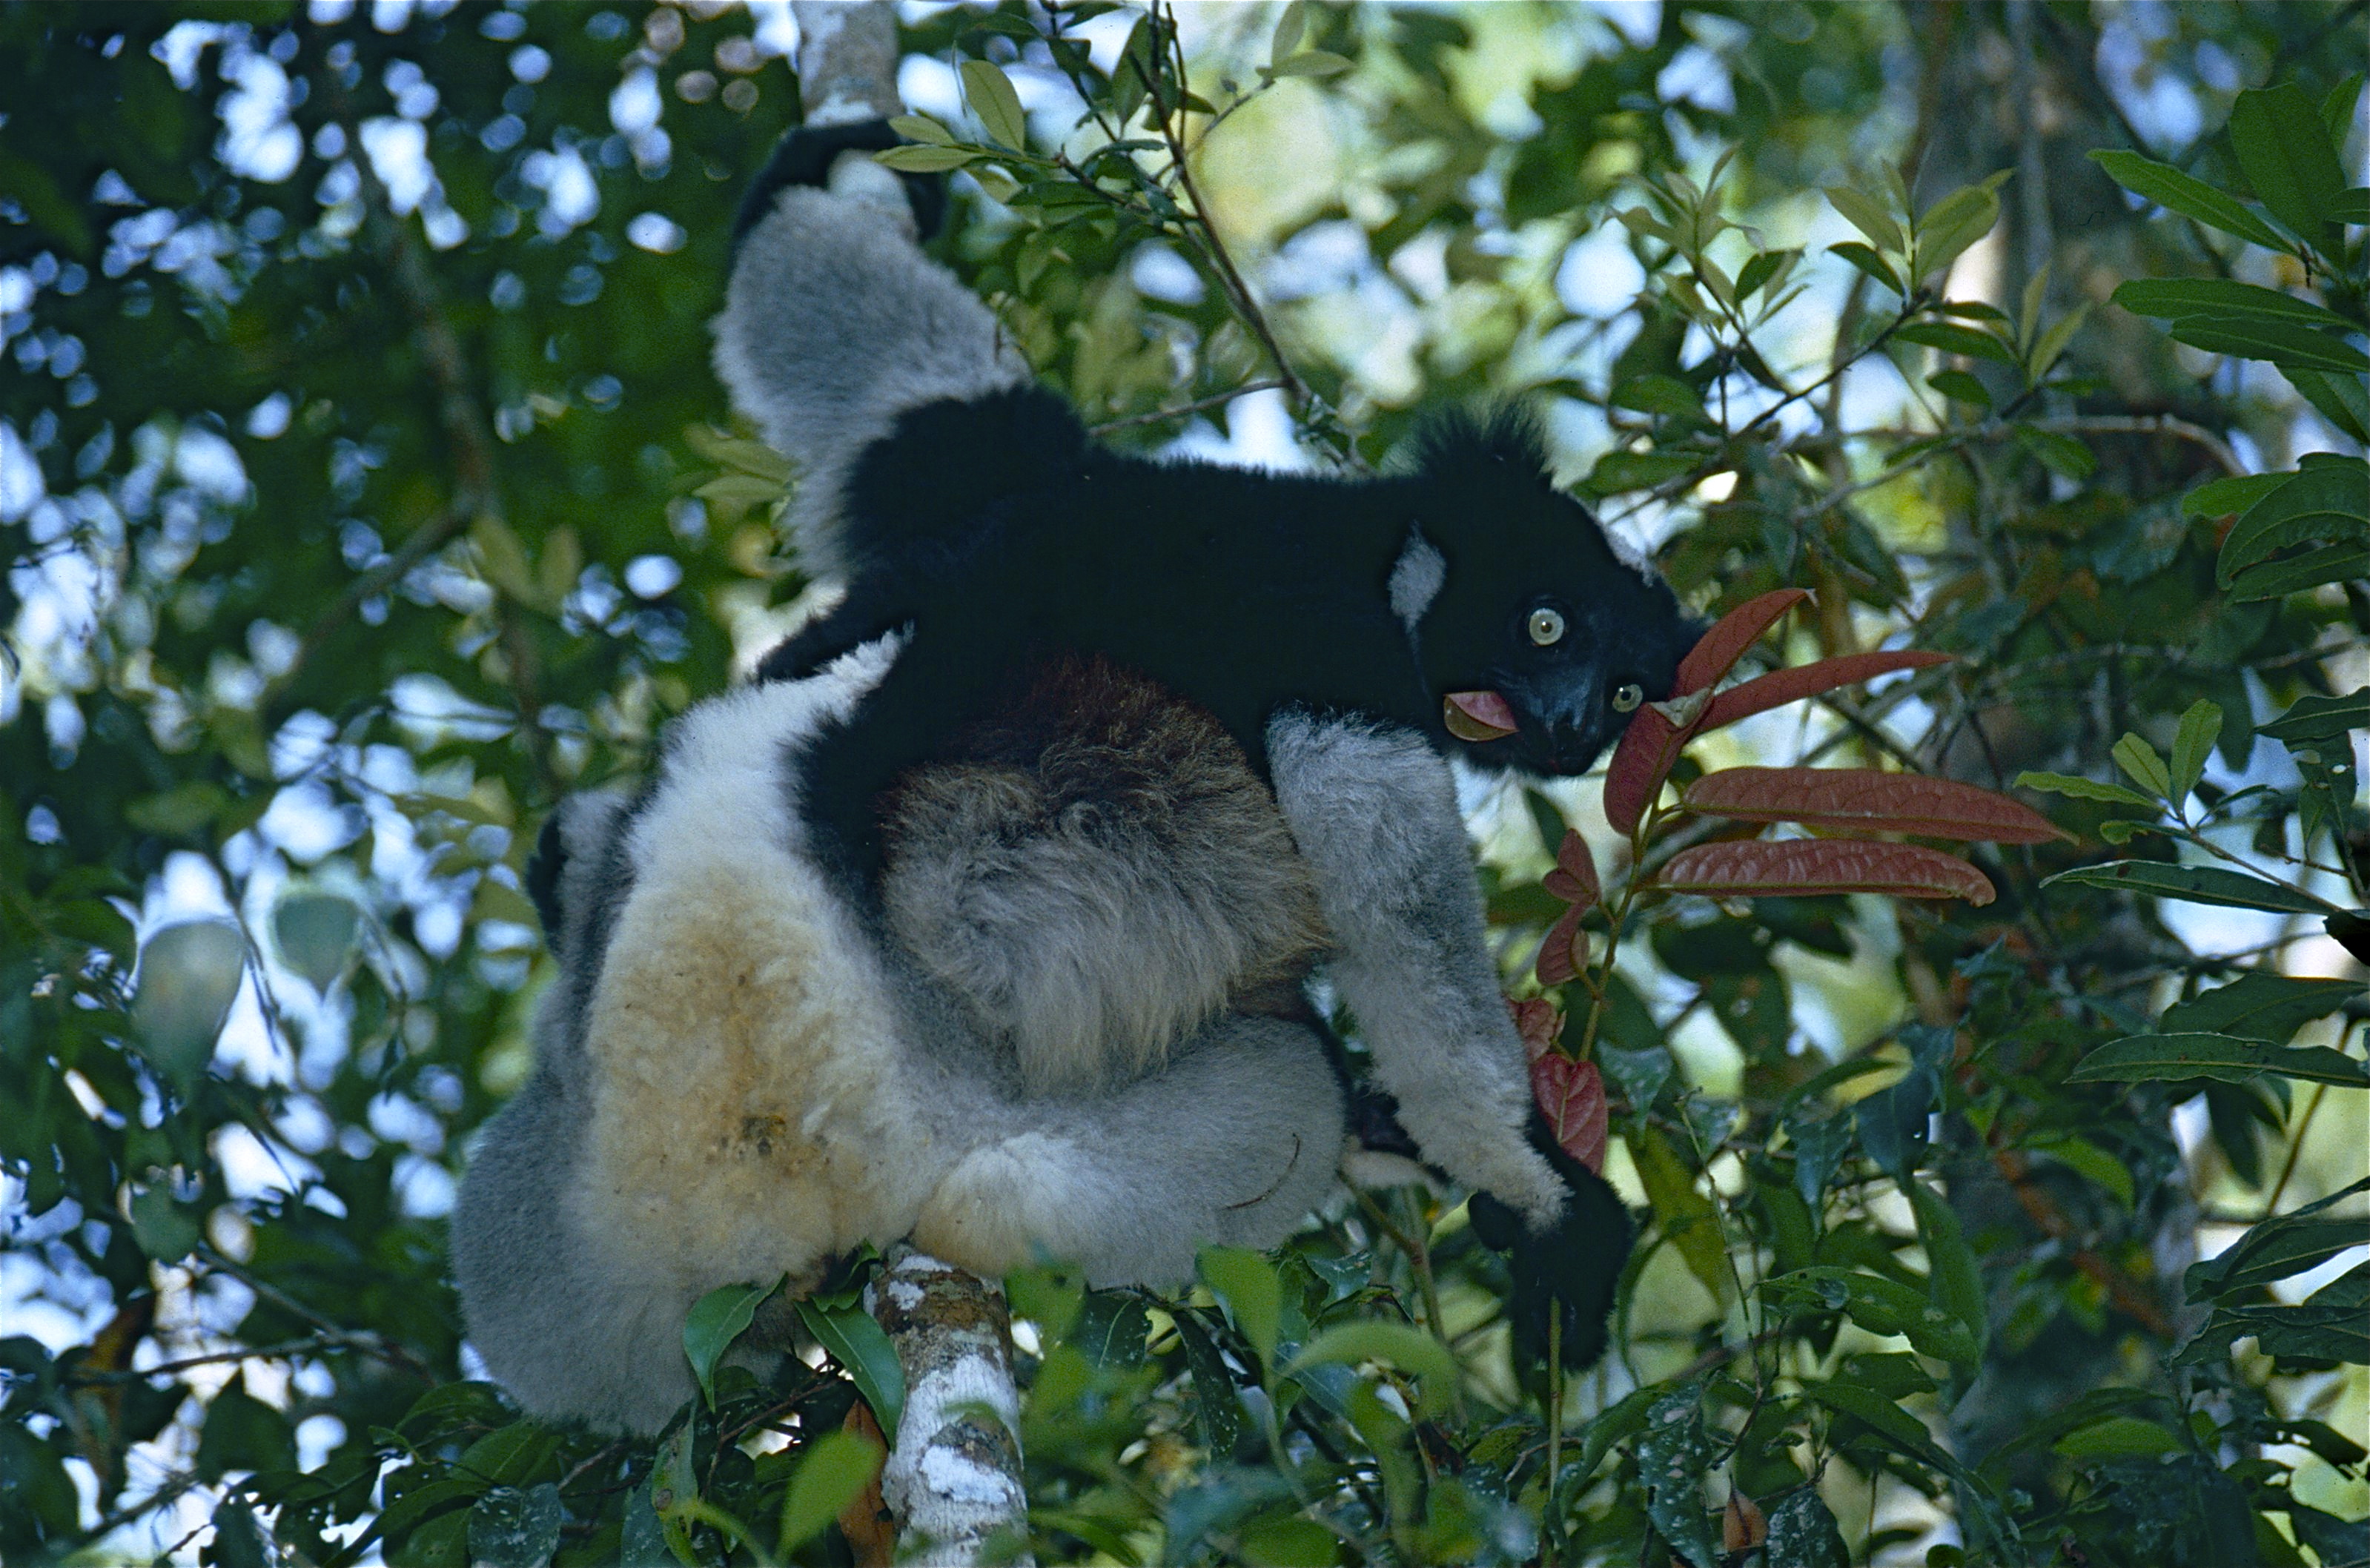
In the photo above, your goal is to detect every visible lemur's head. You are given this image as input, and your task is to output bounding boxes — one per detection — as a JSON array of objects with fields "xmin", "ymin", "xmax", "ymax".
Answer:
[{"xmin": 1397, "ymin": 412, "xmax": 1701, "ymax": 778}]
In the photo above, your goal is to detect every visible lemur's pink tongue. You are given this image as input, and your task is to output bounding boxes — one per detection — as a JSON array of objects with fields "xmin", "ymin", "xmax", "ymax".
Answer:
[{"xmin": 1443, "ymin": 690, "xmax": 1518, "ymax": 741}]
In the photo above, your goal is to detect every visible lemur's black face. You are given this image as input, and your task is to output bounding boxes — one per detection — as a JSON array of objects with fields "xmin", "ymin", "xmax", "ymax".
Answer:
[{"xmin": 1403, "ymin": 416, "xmax": 1701, "ymax": 778}]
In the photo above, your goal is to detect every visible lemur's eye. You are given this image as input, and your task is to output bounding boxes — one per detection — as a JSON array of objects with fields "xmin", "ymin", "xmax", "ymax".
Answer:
[
  {"xmin": 1527, "ymin": 608, "xmax": 1566, "ymax": 646},
  {"xmin": 1612, "ymin": 683, "xmax": 1644, "ymax": 712}
]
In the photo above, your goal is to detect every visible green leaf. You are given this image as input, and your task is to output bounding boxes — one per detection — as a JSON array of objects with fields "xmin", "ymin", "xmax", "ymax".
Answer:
[
  {"xmin": 796, "ymin": 1296, "xmax": 906, "ymax": 1443},
  {"xmin": 886, "ymin": 113, "xmax": 954, "ymax": 147},
  {"xmin": 2031, "ymin": 1133, "xmax": 2136, "ymax": 1207},
  {"xmin": 2162, "ymin": 973, "xmax": 2361, "ymax": 1042},
  {"xmin": 1070, "ymin": 1290, "xmax": 1150, "ymax": 1370},
  {"xmin": 469, "ymin": 1483, "xmax": 563, "ymax": 1568},
  {"xmin": 273, "ymin": 890, "xmax": 358, "ymax": 992},
  {"xmin": 1912, "ymin": 178, "xmax": 2004, "ymax": 283},
  {"xmin": 1268, "ymin": 50, "xmax": 1354, "ymax": 78},
  {"xmin": 1766, "ymin": 1266, "xmax": 1982, "ymax": 1363},
  {"xmin": 1826, "ymin": 185, "xmax": 1904, "ymax": 254},
  {"xmin": 2042, "ymin": 860, "xmax": 2334, "ymax": 915},
  {"xmin": 2016, "ymin": 770, "xmax": 2159, "ymax": 810},
  {"xmin": 1632, "ymin": 1383, "xmax": 1724, "ymax": 1568},
  {"xmin": 2013, "ymin": 424, "xmax": 2096, "ymax": 480},
  {"xmin": 874, "ymin": 143, "xmax": 981, "ymax": 174},
  {"xmin": 1764, "ymin": 1486, "xmax": 1853, "ymax": 1568},
  {"xmin": 2067, "ymin": 1033, "xmax": 2369, "ymax": 1088},
  {"xmin": 2111, "ymin": 277, "xmax": 2360, "ymax": 334},
  {"xmin": 2325, "ymin": 72, "xmax": 2369, "ymax": 143},
  {"xmin": 2053, "ymin": 1416, "xmax": 2183, "ymax": 1461},
  {"xmin": 2228, "ymin": 82, "xmax": 2351, "ymax": 248},
  {"xmin": 1197, "ymin": 1246, "xmax": 1281, "ymax": 1374},
  {"xmin": 2283, "ymin": 363, "xmax": 2370, "ymax": 441},
  {"xmin": 2168, "ymin": 699, "xmax": 2223, "ymax": 802},
  {"xmin": 1268, "ymin": 0, "xmax": 1307, "ymax": 65},
  {"xmin": 2168, "ymin": 316, "xmax": 2370, "ymax": 374},
  {"xmin": 960, "ymin": 59, "xmax": 1030, "ymax": 150},
  {"xmin": 1894, "ymin": 320, "xmax": 2016, "ymax": 363},
  {"xmin": 2218, "ymin": 461, "xmax": 2370, "ymax": 584},
  {"xmin": 1905, "ymin": 1179, "xmax": 1987, "ymax": 1363},
  {"xmin": 775, "ymin": 1429, "xmax": 882, "ymax": 1555},
  {"xmin": 2111, "ymin": 733, "xmax": 2172, "ymax": 797},
  {"xmin": 2186, "ymin": 1178, "xmax": 2370, "ymax": 1300},
  {"xmin": 1610, "ymin": 373, "xmax": 1708, "ymax": 420},
  {"xmin": 2182, "ymin": 472, "xmax": 2295, "ymax": 518},
  {"xmin": 1635, "ymin": 1126, "xmax": 1729, "ymax": 1303},
  {"xmin": 1173, "ymin": 1307, "xmax": 1243, "ymax": 1452},
  {"xmin": 1828, "ymin": 241, "xmax": 1904, "ymax": 294},
  {"xmin": 683, "ymin": 1278, "xmax": 779, "ymax": 1408},
  {"xmin": 2090, "ymin": 149, "xmax": 2291, "ymax": 251},
  {"xmin": 1586, "ymin": 449, "xmax": 1702, "ymax": 494},
  {"xmin": 1284, "ymin": 1322, "xmax": 1460, "ymax": 1418},
  {"xmin": 132, "ymin": 919, "xmax": 248, "ymax": 1091},
  {"xmin": 2227, "ymin": 541, "xmax": 2370, "ymax": 601},
  {"xmin": 1927, "ymin": 368, "xmax": 1992, "ymax": 408},
  {"xmin": 2028, "ymin": 303, "xmax": 2088, "ymax": 381}
]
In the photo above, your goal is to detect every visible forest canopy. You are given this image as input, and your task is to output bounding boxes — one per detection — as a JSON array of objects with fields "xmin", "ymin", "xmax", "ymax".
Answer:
[{"xmin": 1, "ymin": 3, "xmax": 2366, "ymax": 1566}]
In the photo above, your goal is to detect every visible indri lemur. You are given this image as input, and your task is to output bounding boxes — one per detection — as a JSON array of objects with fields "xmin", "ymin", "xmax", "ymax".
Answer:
[{"xmin": 451, "ymin": 122, "xmax": 1695, "ymax": 1434}]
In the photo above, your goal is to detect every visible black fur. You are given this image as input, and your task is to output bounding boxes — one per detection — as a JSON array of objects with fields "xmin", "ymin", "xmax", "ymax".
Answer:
[
  {"xmin": 731, "ymin": 120, "xmax": 947, "ymax": 253},
  {"xmin": 1469, "ymin": 1118, "xmax": 1635, "ymax": 1371},
  {"xmin": 764, "ymin": 391, "xmax": 1695, "ymax": 892}
]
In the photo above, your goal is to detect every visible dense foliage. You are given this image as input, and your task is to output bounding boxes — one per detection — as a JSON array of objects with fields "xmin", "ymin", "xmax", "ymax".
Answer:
[{"xmin": 2, "ymin": 3, "xmax": 2363, "ymax": 1565}]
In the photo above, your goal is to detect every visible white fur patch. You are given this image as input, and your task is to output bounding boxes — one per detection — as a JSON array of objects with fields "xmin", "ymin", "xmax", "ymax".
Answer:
[
  {"xmin": 572, "ymin": 636, "xmax": 941, "ymax": 1315},
  {"xmin": 1388, "ymin": 529, "xmax": 1445, "ymax": 631}
]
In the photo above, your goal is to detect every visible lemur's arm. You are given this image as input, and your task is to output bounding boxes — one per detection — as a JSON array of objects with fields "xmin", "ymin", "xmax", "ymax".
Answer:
[{"xmin": 1264, "ymin": 712, "xmax": 1569, "ymax": 1229}]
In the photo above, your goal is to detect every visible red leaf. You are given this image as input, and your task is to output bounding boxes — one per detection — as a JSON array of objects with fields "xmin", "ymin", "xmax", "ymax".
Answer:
[
  {"xmin": 1698, "ymin": 650, "xmax": 1950, "ymax": 732},
  {"xmin": 1655, "ymin": 838, "xmax": 1996, "ymax": 904},
  {"xmin": 1555, "ymin": 829, "xmax": 1601, "ymax": 902},
  {"xmin": 1547, "ymin": 830, "xmax": 1601, "ymax": 906},
  {"xmin": 1681, "ymin": 767, "xmax": 2073, "ymax": 843},
  {"xmin": 1531, "ymin": 1054, "xmax": 1608, "ymax": 1174},
  {"xmin": 1444, "ymin": 689, "xmax": 1519, "ymax": 741},
  {"xmin": 1508, "ymin": 996, "xmax": 1565, "ymax": 1059},
  {"xmin": 1601, "ymin": 705, "xmax": 1690, "ymax": 835},
  {"xmin": 1674, "ymin": 588, "xmax": 1811, "ymax": 694},
  {"xmin": 1534, "ymin": 904, "xmax": 1586, "ymax": 986}
]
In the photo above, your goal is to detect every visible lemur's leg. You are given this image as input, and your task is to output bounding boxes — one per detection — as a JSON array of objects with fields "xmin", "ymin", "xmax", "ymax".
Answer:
[
  {"xmin": 1264, "ymin": 712, "xmax": 1569, "ymax": 1230},
  {"xmin": 910, "ymin": 1014, "xmax": 1345, "ymax": 1287},
  {"xmin": 713, "ymin": 124, "xmax": 1028, "ymax": 580}
]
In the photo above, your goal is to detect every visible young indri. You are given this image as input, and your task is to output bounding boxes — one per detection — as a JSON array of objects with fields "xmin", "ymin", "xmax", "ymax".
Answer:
[{"xmin": 451, "ymin": 122, "xmax": 1697, "ymax": 1434}]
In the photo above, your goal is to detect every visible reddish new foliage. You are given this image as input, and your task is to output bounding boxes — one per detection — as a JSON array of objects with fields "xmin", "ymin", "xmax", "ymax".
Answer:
[
  {"xmin": 1535, "ymin": 831, "xmax": 1601, "ymax": 986},
  {"xmin": 1683, "ymin": 767, "xmax": 2071, "ymax": 843},
  {"xmin": 1655, "ymin": 838, "xmax": 1997, "ymax": 904},
  {"xmin": 1601, "ymin": 704, "xmax": 1689, "ymax": 835},
  {"xmin": 1542, "ymin": 829, "xmax": 1600, "ymax": 906},
  {"xmin": 1532, "ymin": 1053, "xmax": 1609, "ymax": 1174},
  {"xmin": 1507, "ymin": 999, "xmax": 1607, "ymax": 1174},
  {"xmin": 1698, "ymin": 650, "xmax": 1950, "ymax": 731},
  {"xmin": 1674, "ymin": 587, "xmax": 1810, "ymax": 694}
]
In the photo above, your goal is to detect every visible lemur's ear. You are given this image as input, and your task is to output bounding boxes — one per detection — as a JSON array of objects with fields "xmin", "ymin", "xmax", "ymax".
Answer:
[
  {"xmin": 525, "ymin": 788, "xmax": 639, "ymax": 968},
  {"xmin": 525, "ymin": 813, "xmax": 569, "ymax": 943},
  {"xmin": 731, "ymin": 120, "xmax": 947, "ymax": 255}
]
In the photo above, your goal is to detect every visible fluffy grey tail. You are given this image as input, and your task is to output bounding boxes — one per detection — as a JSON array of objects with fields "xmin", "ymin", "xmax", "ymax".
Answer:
[{"xmin": 711, "ymin": 125, "xmax": 1028, "ymax": 580}]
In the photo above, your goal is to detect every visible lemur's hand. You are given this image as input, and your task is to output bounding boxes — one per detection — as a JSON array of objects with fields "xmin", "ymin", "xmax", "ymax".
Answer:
[{"xmin": 1469, "ymin": 1119, "xmax": 1633, "ymax": 1371}]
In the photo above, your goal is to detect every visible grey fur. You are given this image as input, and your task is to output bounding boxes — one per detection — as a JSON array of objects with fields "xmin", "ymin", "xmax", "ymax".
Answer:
[
  {"xmin": 882, "ymin": 658, "xmax": 1324, "ymax": 1091},
  {"xmin": 712, "ymin": 185, "xmax": 1028, "ymax": 579},
  {"xmin": 1266, "ymin": 711, "xmax": 1567, "ymax": 1229}
]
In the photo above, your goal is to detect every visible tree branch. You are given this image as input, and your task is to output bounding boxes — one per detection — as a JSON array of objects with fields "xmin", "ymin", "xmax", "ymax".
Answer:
[{"xmin": 868, "ymin": 1251, "xmax": 1033, "ymax": 1567}]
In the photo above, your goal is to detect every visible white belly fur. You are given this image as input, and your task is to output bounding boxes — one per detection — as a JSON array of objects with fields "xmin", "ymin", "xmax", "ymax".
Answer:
[{"xmin": 572, "ymin": 638, "xmax": 939, "ymax": 1300}]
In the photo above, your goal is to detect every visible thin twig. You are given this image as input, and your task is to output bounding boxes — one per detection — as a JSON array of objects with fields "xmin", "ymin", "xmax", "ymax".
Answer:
[{"xmin": 1086, "ymin": 377, "xmax": 1286, "ymax": 435}]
